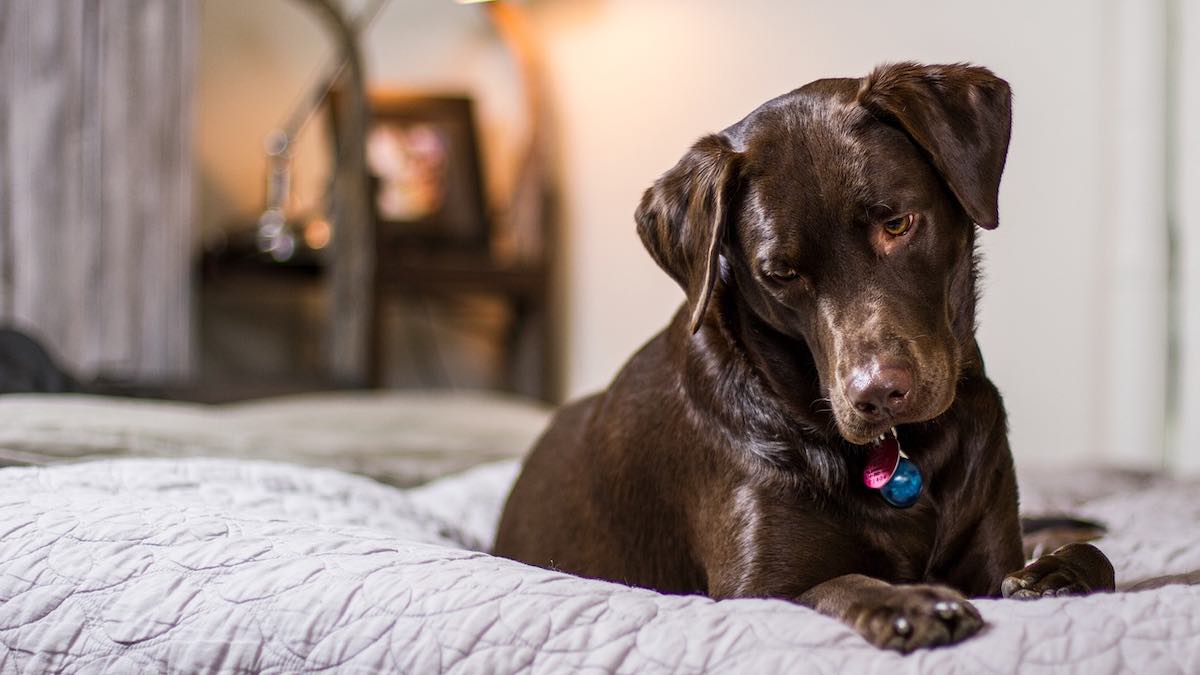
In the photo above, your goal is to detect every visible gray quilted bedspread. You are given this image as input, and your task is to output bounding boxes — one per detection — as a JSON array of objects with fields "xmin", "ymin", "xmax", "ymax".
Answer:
[{"xmin": 0, "ymin": 458, "xmax": 1198, "ymax": 674}]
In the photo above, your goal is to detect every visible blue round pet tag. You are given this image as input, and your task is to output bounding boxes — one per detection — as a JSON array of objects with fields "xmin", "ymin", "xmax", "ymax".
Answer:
[{"xmin": 879, "ymin": 457, "xmax": 923, "ymax": 508}]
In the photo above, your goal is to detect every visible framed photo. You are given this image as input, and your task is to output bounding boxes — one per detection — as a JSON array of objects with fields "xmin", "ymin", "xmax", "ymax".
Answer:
[{"xmin": 363, "ymin": 93, "xmax": 490, "ymax": 249}]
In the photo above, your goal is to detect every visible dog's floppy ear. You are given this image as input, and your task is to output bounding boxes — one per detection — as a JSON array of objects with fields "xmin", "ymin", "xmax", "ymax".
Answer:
[
  {"xmin": 858, "ymin": 62, "xmax": 1012, "ymax": 229},
  {"xmin": 636, "ymin": 134, "xmax": 740, "ymax": 333}
]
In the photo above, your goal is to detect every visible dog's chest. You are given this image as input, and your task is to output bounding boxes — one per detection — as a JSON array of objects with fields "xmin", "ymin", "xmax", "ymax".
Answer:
[
  {"xmin": 727, "ymin": 479, "xmax": 944, "ymax": 587},
  {"xmin": 856, "ymin": 499, "xmax": 943, "ymax": 581}
]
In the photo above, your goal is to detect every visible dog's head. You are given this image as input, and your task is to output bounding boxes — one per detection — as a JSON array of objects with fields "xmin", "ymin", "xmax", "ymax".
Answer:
[{"xmin": 636, "ymin": 63, "xmax": 1011, "ymax": 444}]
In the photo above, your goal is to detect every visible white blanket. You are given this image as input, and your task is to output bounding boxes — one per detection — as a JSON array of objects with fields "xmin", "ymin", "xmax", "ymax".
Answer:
[{"xmin": 0, "ymin": 457, "xmax": 1197, "ymax": 674}]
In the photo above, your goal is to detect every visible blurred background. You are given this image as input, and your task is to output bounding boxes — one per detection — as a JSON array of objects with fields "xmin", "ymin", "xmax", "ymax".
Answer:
[{"xmin": 1, "ymin": 0, "xmax": 1198, "ymax": 474}]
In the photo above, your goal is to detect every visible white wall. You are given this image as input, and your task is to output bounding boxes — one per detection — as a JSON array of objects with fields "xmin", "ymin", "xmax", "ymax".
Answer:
[
  {"xmin": 1099, "ymin": 0, "xmax": 1170, "ymax": 470},
  {"xmin": 1173, "ymin": 0, "xmax": 1200, "ymax": 474},
  {"xmin": 200, "ymin": 0, "xmax": 1179, "ymax": 470},
  {"xmin": 197, "ymin": 0, "xmax": 328, "ymax": 241}
]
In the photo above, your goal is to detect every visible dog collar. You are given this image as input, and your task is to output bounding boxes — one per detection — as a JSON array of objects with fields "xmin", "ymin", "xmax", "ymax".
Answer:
[{"xmin": 863, "ymin": 428, "xmax": 923, "ymax": 508}]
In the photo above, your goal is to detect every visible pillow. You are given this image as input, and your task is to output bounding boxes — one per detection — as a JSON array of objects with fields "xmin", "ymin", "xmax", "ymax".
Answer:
[{"xmin": 0, "ymin": 391, "xmax": 550, "ymax": 486}]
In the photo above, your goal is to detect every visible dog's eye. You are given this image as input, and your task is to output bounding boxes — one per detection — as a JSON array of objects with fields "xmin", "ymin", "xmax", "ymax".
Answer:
[
  {"xmin": 764, "ymin": 268, "xmax": 798, "ymax": 283},
  {"xmin": 882, "ymin": 213, "xmax": 916, "ymax": 236}
]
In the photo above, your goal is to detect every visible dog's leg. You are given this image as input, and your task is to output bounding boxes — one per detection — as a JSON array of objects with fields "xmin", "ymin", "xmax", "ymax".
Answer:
[
  {"xmin": 798, "ymin": 574, "xmax": 984, "ymax": 653},
  {"xmin": 1001, "ymin": 542, "xmax": 1115, "ymax": 599}
]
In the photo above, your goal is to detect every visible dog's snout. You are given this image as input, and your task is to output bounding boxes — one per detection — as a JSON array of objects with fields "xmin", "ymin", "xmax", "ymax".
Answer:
[{"xmin": 847, "ymin": 362, "xmax": 913, "ymax": 419}]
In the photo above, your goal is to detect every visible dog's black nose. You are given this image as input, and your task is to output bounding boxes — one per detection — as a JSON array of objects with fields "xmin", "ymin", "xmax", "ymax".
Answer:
[{"xmin": 848, "ymin": 363, "xmax": 912, "ymax": 419}]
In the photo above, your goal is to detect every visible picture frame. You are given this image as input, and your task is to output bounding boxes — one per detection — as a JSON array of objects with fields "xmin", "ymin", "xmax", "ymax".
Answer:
[{"xmin": 360, "ymin": 92, "xmax": 490, "ymax": 250}]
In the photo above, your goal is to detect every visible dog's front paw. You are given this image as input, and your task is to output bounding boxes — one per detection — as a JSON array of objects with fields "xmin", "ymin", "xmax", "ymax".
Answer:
[
  {"xmin": 1002, "ymin": 542, "xmax": 1116, "ymax": 599},
  {"xmin": 850, "ymin": 584, "xmax": 983, "ymax": 653}
]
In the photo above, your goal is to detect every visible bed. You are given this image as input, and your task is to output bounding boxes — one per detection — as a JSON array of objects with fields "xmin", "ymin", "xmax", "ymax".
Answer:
[{"xmin": 0, "ymin": 393, "xmax": 1197, "ymax": 673}]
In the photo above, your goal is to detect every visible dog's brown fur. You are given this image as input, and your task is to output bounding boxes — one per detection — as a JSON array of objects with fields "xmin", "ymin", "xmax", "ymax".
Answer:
[{"xmin": 495, "ymin": 63, "xmax": 1115, "ymax": 652}]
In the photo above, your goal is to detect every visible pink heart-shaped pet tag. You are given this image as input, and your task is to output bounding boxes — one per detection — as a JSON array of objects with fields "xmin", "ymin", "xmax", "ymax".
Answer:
[{"xmin": 863, "ymin": 436, "xmax": 901, "ymax": 489}]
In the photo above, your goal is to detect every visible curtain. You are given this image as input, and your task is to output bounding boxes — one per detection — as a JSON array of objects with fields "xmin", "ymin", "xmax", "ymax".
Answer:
[{"xmin": 0, "ymin": 0, "xmax": 196, "ymax": 381}]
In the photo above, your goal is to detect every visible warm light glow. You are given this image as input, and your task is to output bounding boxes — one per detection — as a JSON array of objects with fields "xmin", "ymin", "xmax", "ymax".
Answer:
[{"xmin": 305, "ymin": 218, "xmax": 332, "ymax": 250}]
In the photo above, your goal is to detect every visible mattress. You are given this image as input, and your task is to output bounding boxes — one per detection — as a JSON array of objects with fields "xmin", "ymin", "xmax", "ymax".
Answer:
[{"xmin": 0, "ymin": 455, "xmax": 1197, "ymax": 674}]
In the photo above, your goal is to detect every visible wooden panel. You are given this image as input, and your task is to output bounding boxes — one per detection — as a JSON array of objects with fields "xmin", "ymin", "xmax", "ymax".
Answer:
[{"xmin": 0, "ymin": 0, "xmax": 195, "ymax": 381}]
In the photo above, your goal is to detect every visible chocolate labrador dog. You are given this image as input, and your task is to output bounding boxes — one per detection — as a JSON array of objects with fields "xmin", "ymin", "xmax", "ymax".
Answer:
[{"xmin": 495, "ymin": 62, "xmax": 1115, "ymax": 652}]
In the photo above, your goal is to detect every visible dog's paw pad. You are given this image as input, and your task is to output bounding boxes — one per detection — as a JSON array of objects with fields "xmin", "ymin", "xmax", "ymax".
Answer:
[{"xmin": 854, "ymin": 586, "xmax": 983, "ymax": 653}]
